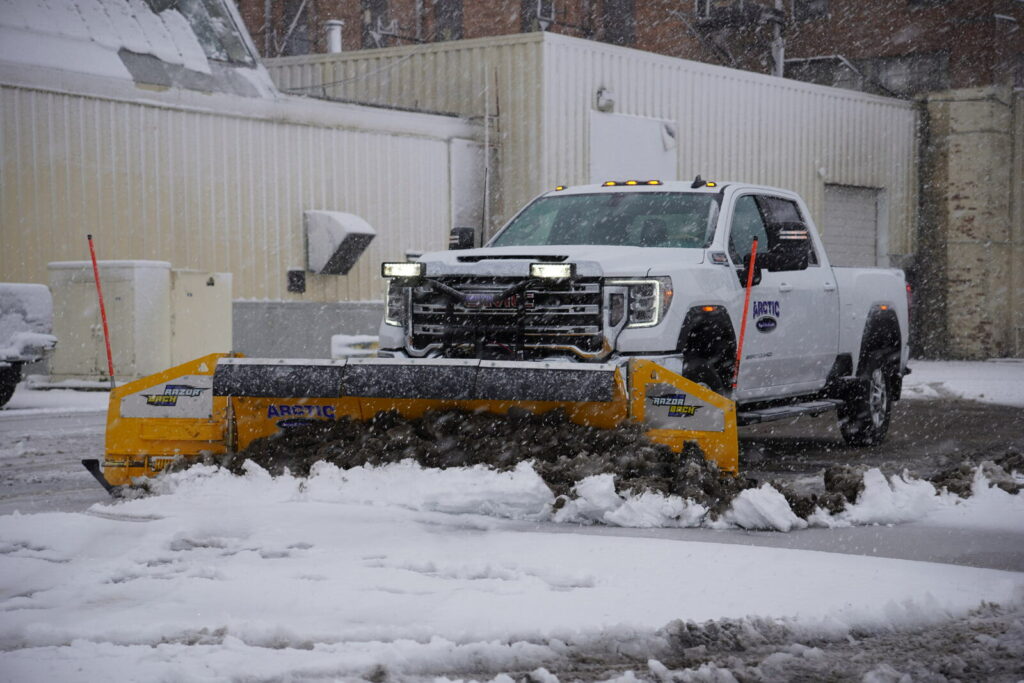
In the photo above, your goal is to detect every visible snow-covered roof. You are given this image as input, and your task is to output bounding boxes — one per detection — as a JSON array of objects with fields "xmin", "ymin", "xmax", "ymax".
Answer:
[{"xmin": 0, "ymin": 0, "xmax": 277, "ymax": 97}]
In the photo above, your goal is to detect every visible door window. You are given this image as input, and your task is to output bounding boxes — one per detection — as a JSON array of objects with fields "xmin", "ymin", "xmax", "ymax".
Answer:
[{"xmin": 728, "ymin": 195, "xmax": 769, "ymax": 263}]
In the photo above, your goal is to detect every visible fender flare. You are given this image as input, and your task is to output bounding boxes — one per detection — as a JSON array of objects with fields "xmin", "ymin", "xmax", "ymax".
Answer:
[
  {"xmin": 677, "ymin": 305, "xmax": 737, "ymax": 383},
  {"xmin": 857, "ymin": 307, "xmax": 903, "ymax": 396}
]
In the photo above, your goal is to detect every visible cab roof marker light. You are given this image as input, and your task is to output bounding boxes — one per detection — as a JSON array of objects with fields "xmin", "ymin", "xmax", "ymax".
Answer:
[
  {"xmin": 706, "ymin": 181, "xmax": 717, "ymax": 187},
  {"xmin": 625, "ymin": 180, "xmax": 639, "ymax": 186},
  {"xmin": 602, "ymin": 181, "xmax": 617, "ymax": 186},
  {"xmin": 554, "ymin": 185, "xmax": 566, "ymax": 191},
  {"xmin": 646, "ymin": 180, "xmax": 662, "ymax": 185}
]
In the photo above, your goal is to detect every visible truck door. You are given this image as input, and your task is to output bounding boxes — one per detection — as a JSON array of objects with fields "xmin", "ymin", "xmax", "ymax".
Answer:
[
  {"xmin": 758, "ymin": 195, "xmax": 839, "ymax": 389},
  {"xmin": 726, "ymin": 194, "xmax": 780, "ymax": 393},
  {"xmin": 727, "ymin": 194, "xmax": 838, "ymax": 396}
]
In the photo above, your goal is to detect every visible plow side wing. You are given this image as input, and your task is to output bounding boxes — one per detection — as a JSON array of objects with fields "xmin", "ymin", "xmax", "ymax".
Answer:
[
  {"xmin": 629, "ymin": 359, "xmax": 739, "ymax": 474},
  {"xmin": 103, "ymin": 353, "xmax": 229, "ymax": 486}
]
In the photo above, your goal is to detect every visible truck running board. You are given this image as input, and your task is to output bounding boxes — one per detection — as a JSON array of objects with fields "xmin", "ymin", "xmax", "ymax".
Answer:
[{"xmin": 737, "ymin": 399, "xmax": 844, "ymax": 426}]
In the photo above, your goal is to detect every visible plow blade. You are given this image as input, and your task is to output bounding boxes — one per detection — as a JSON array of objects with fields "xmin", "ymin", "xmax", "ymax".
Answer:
[{"xmin": 99, "ymin": 354, "xmax": 737, "ymax": 488}]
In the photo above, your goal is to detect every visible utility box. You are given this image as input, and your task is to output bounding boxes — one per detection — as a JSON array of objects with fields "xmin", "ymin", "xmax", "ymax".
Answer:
[
  {"xmin": 170, "ymin": 270, "xmax": 232, "ymax": 367},
  {"xmin": 48, "ymin": 261, "xmax": 231, "ymax": 383}
]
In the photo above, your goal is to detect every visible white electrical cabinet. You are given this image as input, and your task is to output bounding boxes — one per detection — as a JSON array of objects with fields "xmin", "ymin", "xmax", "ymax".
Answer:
[{"xmin": 48, "ymin": 261, "xmax": 231, "ymax": 383}]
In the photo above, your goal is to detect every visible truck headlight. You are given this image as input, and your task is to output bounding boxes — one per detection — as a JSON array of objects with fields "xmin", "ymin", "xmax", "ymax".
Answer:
[
  {"xmin": 384, "ymin": 282, "xmax": 408, "ymax": 327},
  {"xmin": 607, "ymin": 277, "xmax": 673, "ymax": 328}
]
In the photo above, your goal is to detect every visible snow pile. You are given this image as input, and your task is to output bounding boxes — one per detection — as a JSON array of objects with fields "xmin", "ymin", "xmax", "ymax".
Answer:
[
  {"xmin": 0, "ymin": 284, "xmax": 56, "ymax": 361},
  {"xmin": 156, "ymin": 453, "xmax": 1024, "ymax": 536},
  {"xmin": 903, "ymin": 359, "xmax": 1024, "ymax": 407},
  {"xmin": 1, "ymin": 461, "xmax": 1023, "ymax": 681}
]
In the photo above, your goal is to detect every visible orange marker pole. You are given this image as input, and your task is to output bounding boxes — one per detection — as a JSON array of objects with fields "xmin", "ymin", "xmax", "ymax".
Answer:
[
  {"xmin": 731, "ymin": 237, "xmax": 758, "ymax": 390},
  {"xmin": 87, "ymin": 234, "xmax": 116, "ymax": 391}
]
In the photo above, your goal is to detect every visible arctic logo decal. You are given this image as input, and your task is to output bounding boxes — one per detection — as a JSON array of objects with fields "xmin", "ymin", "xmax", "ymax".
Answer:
[
  {"xmin": 752, "ymin": 300, "xmax": 780, "ymax": 318},
  {"xmin": 144, "ymin": 384, "xmax": 206, "ymax": 406},
  {"xmin": 267, "ymin": 404, "xmax": 336, "ymax": 419},
  {"xmin": 650, "ymin": 394, "xmax": 702, "ymax": 417},
  {"xmin": 752, "ymin": 300, "xmax": 780, "ymax": 333}
]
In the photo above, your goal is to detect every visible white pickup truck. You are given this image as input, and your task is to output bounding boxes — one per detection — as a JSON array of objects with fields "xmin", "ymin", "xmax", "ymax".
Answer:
[{"xmin": 379, "ymin": 178, "xmax": 910, "ymax": 446}]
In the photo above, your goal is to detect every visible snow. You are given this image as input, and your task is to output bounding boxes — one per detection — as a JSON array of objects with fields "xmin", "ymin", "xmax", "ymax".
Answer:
[
  {"xmin": 0, "ymin": 0, "xmax": 213, "ymax": 79},
  {"xmin": 903, "ymin": 359, "xmax": 1024, "ymax": 407},
  {"xmin": 1, "ymin": 384, "xmax": 109, "ymax": 415},
  {"xmin": 711, "ymin": 484, "xmax": 807, "ymax": 532},
  {"xmin": 0, "ymin": 462, "xmax": 1021, "ymax": 680},
  {"xmin": 0, "ymin": 284, "xmax": 57, "ymax": 362}
]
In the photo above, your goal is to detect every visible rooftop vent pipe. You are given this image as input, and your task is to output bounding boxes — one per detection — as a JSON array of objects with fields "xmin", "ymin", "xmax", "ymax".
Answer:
[{"xmin": 325, "ymin": 20, "xmax": 344, "ymax": 53}]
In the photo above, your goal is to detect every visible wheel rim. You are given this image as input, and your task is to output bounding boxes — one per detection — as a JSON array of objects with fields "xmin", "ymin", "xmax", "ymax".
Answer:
[{"xmin": 868, "ymin": 367, "xmax": 889, "ymax": 428}]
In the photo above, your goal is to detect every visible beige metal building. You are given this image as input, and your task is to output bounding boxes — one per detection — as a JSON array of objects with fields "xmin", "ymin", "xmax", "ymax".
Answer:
[
  {"xmin": 0, "ymin": 0, "xmax": 482, "ymax": 363},
  {"xmin": 268, "ymin": 32, "xmax": 919, "ymax": 271}
]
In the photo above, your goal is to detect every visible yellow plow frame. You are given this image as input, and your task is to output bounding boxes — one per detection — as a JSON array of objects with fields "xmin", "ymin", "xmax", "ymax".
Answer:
[{"xmin": 88, "ymin": 353, "xmax": 737, "ymax": 490}]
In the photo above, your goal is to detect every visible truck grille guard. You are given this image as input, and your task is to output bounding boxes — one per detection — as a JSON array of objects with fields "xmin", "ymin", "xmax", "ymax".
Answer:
[{"xmin": 406, "ymin": 276, "xmax": 608, "ymax": 360}]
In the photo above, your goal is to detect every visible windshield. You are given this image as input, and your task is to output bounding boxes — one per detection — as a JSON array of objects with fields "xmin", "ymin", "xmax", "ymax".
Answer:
[{"xmin": 489, "ymin": 192, "xmax": 720, "ymax": 248}]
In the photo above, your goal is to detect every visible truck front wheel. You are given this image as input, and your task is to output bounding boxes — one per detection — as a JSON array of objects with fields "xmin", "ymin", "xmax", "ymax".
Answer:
[
  {"xmin": 0, "ymin": 363, "xmax": 21, "ymax": 409},
  {"xmin": 839, "ymin": 352, "xmax": 892, "ymax": 446},
  {"xmin": 682, "ymin": 356, "xmax": 727, "ymax": 396}
]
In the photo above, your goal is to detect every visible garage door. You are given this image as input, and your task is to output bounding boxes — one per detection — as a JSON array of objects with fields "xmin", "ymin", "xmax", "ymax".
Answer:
[{"xmin": 822, "ymin": 185, "xmax": 881, "ymax": 267}]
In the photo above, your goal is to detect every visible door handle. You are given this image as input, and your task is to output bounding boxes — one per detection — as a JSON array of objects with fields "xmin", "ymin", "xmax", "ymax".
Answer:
[
  {"xmin": 823, "ymin": 281, "xmax": 836, "ymax": 291},
  {"xmin": 778, "ymin": 283, "xmax": 793, "ymax": 292}
]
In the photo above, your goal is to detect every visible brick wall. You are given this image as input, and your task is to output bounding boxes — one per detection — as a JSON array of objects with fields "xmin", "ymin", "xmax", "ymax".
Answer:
[{"xmin": 918, "ymin": 86, "xmax": 1021, "ymax": 358}]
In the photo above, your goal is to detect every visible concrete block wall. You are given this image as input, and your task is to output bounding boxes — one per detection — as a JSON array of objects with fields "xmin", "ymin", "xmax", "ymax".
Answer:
[{"xmin": 918, "ymin": 87, "xmax": 1022, "ymax": 358}]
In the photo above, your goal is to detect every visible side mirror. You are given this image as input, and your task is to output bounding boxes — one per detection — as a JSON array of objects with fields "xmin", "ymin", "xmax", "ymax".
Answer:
[
  {"xmin": 449, "ymin": 227, "xmax": 476, "ymax": 250},
  {"xmin": 765, "ymin": 221, "xmax": 810, "ymax": 271},
  {"xmin": 739, "ymin": 252, "xmax": 762, "ymax": 287}
]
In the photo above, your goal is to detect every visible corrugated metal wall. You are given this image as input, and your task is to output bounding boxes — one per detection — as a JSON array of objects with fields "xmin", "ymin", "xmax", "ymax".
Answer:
[
  {"xmin": 540, "ymin": 35, "xmax": 918, "ymax": 257},
  {"xmin": 267, "ymin": 33, "xmax": 918, "ymax": 257},
  {"xmin": 268, "ymin": 34, "xmax": 545, "ymax": 230},
  {"xmin": 0, "ymin": 82, "xmax": 465, "ymax": 302}
]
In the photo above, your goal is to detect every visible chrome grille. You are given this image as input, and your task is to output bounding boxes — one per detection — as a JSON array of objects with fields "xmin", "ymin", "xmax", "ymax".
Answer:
[{"xmin": 408, "ymin": 277, "xmax": 605, "ymax": 359}]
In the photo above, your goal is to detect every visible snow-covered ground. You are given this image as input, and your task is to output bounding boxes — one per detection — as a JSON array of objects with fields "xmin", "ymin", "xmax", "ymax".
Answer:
[
  {"xmin": 1, "ymin": 361, "xmax": 1022, "ymax": 680},
  {"xmin": 1, "ymin": 462, "xmax": 1022, "ymax": 681},
  {"xmin": 903, "ymin": 358, "xmax": 1024, "ymax": 407},
  {"xmin": 2, "ymin": 384, "xmax": 109, "ymax": 415}
]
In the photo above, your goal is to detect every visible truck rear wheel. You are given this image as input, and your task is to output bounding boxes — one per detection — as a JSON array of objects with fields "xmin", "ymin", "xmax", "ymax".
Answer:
[
  {"xmin": 0, "ymin": 363, "xmax": 21, "ymax": 409},
  {"xmin": 839, "ymin": 352, "xmax": 892, "ymax": 446}
]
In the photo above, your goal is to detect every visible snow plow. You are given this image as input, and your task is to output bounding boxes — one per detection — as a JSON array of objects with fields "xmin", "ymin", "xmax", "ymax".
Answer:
[{"xmin": 83, "ymin": 352, "xmax": 738, "ymax": 491}]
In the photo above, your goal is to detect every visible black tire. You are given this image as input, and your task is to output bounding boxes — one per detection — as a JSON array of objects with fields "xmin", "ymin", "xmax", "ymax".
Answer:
[
  {"xmin": 839, "ymin": 351, "xmax": 893, "ymax": 446},
  {"xmin": 681, "ymin": 356, "xmax": 728, "ymax": 396},
  {"xmin": 0, "ymin": 363, "xmax": 21, "ymax": 409}
]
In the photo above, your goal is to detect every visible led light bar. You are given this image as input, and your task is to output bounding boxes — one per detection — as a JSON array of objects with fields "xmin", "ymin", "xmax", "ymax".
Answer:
[
  {"xmin": 530, "ymin": 262, "xmax": 576, "ymax": 279},
  {"xmin": 601, "ymin": 179, "xmax": 663, "ymax": 187},
  {"xmin": 381, "ymin": 262, "xmax": 424, "ymax": 279}
]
